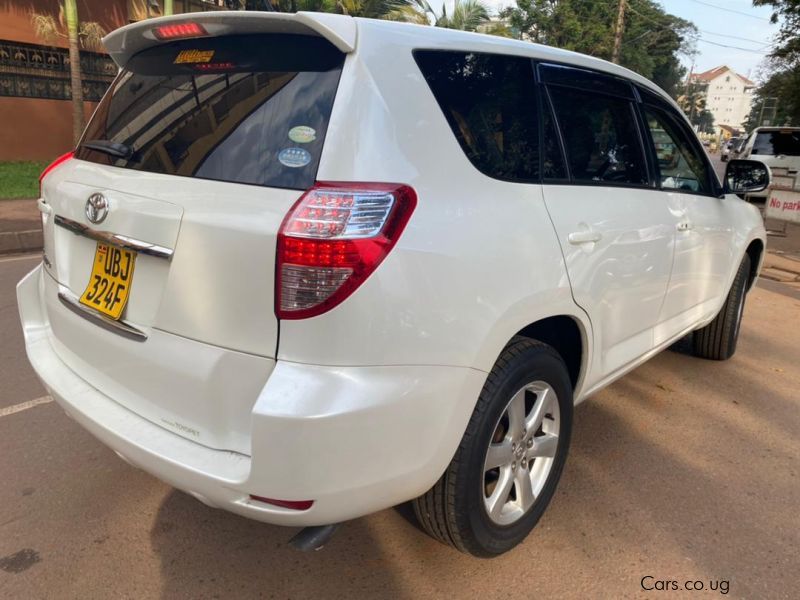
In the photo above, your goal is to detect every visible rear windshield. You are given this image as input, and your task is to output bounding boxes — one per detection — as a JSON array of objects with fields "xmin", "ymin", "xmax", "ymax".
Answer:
[
  {"xmin": 76, "ymin": 34, "xmax": 344, "ymax": 190},
  {"xmin": 751, "ymin": 130, "xmax": 800, "ymax": 157}
]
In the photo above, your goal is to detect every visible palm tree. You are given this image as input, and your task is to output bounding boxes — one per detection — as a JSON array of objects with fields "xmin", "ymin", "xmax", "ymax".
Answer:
[
  {"xmin": 269, "ymin": 0, "xmax": 410, "ymax": 16},
  {"xmin": 407, "ymin": 0, "xmax": 489, "ymax": 31},
  {"xmin": 677, "ymin": 81, "xmax": 707, "ymax": 122},
  {"xmin": 443, "ymin": 0, "xmax": 490, "ymax": 31},
  {"xmin": 258, "ymin": 0, "xmax": 492, "ymax": 29},
  {"xmin": 266, "ymin": 0, "xmax": 431, "ymax": 23},
  {"xmin": 334, "ymin": 0, "xmax": 411, "ymax": 18},
  {"xmin": 271, "ymin": 0, "xmax": 338, "ymax": 11},
  {"xmin": 31, "ymin": 1, "xmax": 104, "ymax": 145}
]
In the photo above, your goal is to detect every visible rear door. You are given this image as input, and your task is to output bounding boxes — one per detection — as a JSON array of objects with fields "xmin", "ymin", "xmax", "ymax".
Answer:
[
  {"xmin": 38, "ymin": 32, "xmax": 345, "ymax": 451},
  {"xmin": 538, "ymin": 65, "xmax": 675, "ymax": 383},
  {"xmin": 48, "ymin": 33, "xmax": 344, "ymax": 355}
]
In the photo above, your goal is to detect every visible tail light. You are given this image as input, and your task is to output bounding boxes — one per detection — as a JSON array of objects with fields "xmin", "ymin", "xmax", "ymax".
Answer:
[
  {"xmin": 39, "ymin": 150, "xmax": 74, "ymax": 197},
  {"xmin": 153, "ymin": 22, "xmax": 207, "ymax": 40},
  {"xmin": 276, "ymin": 182, "xmax": 417, "ymax": 320}
]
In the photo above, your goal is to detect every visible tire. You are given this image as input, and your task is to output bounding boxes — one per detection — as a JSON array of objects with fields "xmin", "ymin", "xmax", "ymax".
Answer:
[
  {"xmin": 412, "ymin": 337, "xmax": 573, "ymax": 557},
  {"xmin": 692, "ymin": 255, "xmax": 751, "ymax": 361}
]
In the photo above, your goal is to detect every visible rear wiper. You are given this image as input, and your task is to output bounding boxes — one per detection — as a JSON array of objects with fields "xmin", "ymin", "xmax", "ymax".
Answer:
[{"xmin": 82, "ymin": 139, "xmax": 133, "ymax": 159}]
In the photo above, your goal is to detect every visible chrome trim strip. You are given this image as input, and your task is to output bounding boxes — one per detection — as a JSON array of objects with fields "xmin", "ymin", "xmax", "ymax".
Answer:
[
  {"xmin": 57, "ymin": 291, "xmax": 148, "ymax": 341},
  {"xmin": 54, "ymin": 215, "xmax": 174, "ymax": 260}
]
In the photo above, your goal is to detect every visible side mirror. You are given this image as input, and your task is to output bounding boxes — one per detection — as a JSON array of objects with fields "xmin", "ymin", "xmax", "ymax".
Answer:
[{"xmin": 724, "ymin": 159, "xmax": 771, "ymax": 194}]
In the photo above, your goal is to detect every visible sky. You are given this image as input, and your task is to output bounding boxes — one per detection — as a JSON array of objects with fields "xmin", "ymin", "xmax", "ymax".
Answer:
[{"xmin": 426, "ymin": 0, "xmax": 781, "ymax": 82}]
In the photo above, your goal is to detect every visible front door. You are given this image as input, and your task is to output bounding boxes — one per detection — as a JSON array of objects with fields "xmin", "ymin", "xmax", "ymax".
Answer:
[{"xmin": 639, "ymin": 97, "xmax": 737, "ymax": 343}]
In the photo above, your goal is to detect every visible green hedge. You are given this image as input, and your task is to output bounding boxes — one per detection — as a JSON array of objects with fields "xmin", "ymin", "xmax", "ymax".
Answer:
[{"xmin": 0, "ymin": 161, "xmax": 48, "ymax": 199}]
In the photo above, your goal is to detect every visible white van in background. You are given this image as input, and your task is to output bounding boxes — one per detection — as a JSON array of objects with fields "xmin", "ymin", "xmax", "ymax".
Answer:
[{"xmin": 741, "ymin": 127, "xmax": 800, "ymax": 200}]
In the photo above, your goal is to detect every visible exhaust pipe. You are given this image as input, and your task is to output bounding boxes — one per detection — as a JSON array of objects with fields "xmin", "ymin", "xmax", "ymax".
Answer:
[{"xmin": 289, "ymin": 524, "xmax": 341, "ymax": 551}]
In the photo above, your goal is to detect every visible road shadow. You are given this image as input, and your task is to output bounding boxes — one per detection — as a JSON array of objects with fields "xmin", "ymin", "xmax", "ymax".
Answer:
[
  {"xmin": 667, "ymin": 333, "xmax": 693, "ymax": 356},
  {"xmin": 149, "ymin": 489, "xmax": 440, "ymax": 599}
]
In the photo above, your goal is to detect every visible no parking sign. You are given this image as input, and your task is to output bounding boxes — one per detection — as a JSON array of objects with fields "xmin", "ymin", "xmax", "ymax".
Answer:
[{"xmin": 765, "ymin": 171, "xmax": 800, "ymax": 223}]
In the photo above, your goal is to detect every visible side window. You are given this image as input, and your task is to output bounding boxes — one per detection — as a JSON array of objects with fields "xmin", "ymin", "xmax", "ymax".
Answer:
[
  {"xmin": 414, "ymin": 50, "xmax": 539, "ymax": 182},
  {"xmin": 547, "ymin": 86, "xmax": 648, "ymax": 185},
  {"xmin": 643, "ymin": 107, "xmax": 712, "ymax": 194}
]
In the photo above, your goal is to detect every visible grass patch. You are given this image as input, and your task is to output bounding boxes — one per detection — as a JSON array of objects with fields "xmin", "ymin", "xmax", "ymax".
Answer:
[{"xmin": 0, "ymin": 161, "xmax": 48, "ymax": 199}]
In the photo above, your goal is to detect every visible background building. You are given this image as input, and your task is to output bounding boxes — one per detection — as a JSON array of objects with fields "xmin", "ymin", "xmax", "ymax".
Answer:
[
  {"xmin": 691, "ymin": 65, "xmax": 755, "ymax": 134},
  {"xmin": 0, "ymin": 1, "xmax": 227, "ymax": 161}
]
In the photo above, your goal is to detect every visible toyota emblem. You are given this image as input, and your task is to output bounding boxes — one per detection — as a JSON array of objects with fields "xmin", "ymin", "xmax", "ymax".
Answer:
[{"xmin": 85, "ymin": 193, "xmax": 109, "ymax": 224}]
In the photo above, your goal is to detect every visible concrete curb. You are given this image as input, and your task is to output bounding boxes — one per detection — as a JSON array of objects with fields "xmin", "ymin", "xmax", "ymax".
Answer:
[
  {"xmin": 0, "ymin": 229, "xmax": 43, "ymax": 256},
  {"xmin": 761, "ymin": 252, "xmax": 800, "ymax": 283}
]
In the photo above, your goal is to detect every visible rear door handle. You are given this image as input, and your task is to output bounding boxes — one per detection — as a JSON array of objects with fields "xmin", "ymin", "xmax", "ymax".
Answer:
[
  {"xmin": 677, "ymin": 221, "xmax": 693, "ymax": 231},
  {"xmin": 568, "ymin": 231, "xmax": 602, "ymax": 245}
]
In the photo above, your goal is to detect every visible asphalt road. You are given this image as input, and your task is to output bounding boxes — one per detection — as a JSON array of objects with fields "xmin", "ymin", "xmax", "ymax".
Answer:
[{"xmin": 1, "ymin": 253, "xmax": 798, "ymax": 599}]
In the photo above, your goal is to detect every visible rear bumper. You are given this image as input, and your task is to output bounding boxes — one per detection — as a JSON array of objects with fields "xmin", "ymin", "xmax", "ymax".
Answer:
[{"xmin": 17, "ymin": 264, "xmax": 485, "ymax": 526}]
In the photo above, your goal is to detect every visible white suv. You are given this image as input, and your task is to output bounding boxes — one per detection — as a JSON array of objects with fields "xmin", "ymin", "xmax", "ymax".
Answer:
[
  {"xmin": 17, "ymin": 12, "xmax": 769, "ymax": 556},
  {"xmin": 740, "ymin": 126, "xmax": 800, "ymax": 202}
]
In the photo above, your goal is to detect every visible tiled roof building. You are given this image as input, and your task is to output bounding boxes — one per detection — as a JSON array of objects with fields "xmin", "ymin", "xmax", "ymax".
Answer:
[{"xmin": 690, "ymin": 65, "xmax": 755, "ymax": 131}]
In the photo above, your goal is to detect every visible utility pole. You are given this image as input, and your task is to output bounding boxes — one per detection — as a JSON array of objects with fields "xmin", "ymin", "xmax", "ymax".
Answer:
[
  {"xmin": 611, "ymin": 0, "xmax": 627, "ymax": 64},
  {"xmin": 684, "ymin": 63, "xmax": 698, "ymax": 126}
]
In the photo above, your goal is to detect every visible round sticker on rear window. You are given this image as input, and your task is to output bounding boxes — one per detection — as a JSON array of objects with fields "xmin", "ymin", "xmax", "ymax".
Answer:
[
  {"xmin": 278, "ymin": 147, "xmax": 312, "ymax": 168},
  {"xmin": 288, "ymin": 126, "xmax": 316, "ymax": 144}
]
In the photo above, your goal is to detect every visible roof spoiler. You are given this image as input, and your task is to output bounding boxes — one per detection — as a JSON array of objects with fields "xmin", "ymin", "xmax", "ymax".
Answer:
[{"xmin": 102, "ymin": 11, "xmax": 357, "ymax": 68}]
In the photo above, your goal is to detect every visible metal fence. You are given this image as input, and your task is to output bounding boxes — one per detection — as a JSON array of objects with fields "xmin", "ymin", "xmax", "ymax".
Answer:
[{"xmin": 0, "ymin": 39, "xmax": 116, "ymax": 102}]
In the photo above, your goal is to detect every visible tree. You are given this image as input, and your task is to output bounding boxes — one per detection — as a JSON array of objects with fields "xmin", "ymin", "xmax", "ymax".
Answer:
[
  {"xmin": 676, "ymin": 80, "xmax": 714, "ymax": 132},
  {"xmin": 437, "ymin": 0, "xmax": 490, "ymax": 31},
  {"xmin": 264, "ymin": 0, "xmax": 413, "ymax": 18},
  {"xmin": 616, "ymin": 1, "xmax": 694, "ymax": 97},
  {"xmin": 746, "ymin": 67, "xmax": 799, "ymax": 128},
  {"xmin": 478, "ymin": 20, "xmax": 515, "ymax": 38},
  {"xmin": 694, "ymin": 109, "xmax": 715, "ymax": 134},
  {"xmin": 256, "ymin": 0, "xmax": 492, "ymax": 29},
  {"xmin": 753, "ymin": 0, "xmax": 800, "ymax": 65},
  {"xmin": 31, "ymin": 1, "xmax": 104, "ymax": 145},
  {"xmin": 332, "ymin": 0, "xmax": 411, "ymax": 18},
  {"xmin": 677, "ymin": 80, "xmax": 706, "ymax": 118},
  {"xmin": 499, "ymin": 0, "xmax": 613, "ymax": 53},
  {"xmin": 410, "ymin": 0, "xmax": 490, "ymax": 31},
  {"xmin": 747, "ymin": 1, "xmax": 800, "ymax": 127},
  {"xmin": 499, "ymin": 0, "xmax": 696, "ymax": 97}
]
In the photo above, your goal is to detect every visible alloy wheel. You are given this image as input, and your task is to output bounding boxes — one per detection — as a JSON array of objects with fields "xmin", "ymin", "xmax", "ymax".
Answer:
[{"xmin": 482, "ymin": 381, "xmax": 561, "ymax": 526}]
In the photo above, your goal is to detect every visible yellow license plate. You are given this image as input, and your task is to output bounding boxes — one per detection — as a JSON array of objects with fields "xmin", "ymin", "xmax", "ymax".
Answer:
[{"xmin": 79, "ymin": 243, "xmax": 136, "ymax": 320}]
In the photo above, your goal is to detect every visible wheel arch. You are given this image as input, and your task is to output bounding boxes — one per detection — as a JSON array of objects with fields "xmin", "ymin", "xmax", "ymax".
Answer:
[
  {"xmin": 512, "ymin": 315, "xmax": 588, "ymax": 395},
  {"xmin": 744, "ymin": 238, "xmax": 764, "ymax": 291}
]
